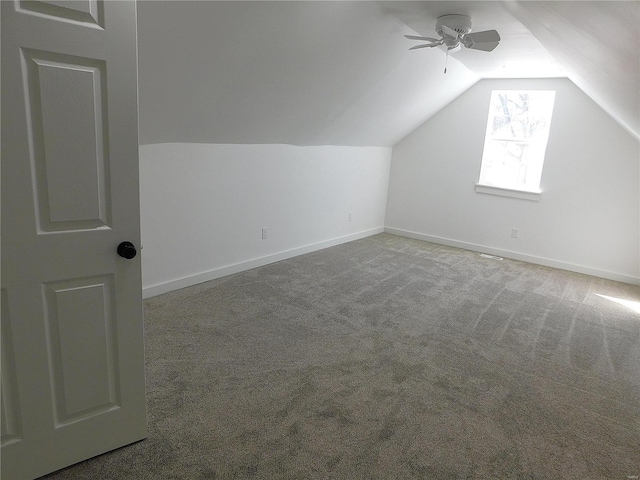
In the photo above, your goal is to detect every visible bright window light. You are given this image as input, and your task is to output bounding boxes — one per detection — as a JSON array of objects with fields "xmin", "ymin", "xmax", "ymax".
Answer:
[{"xmin": 478, "ymin": 90, "xmax": 556, "ymax": 193}]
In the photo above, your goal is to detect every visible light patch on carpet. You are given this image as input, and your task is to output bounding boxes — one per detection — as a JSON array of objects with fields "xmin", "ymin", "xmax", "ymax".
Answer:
[{"xmin": 596, "ymin": 294, "xmax": 640, "ymax": 315}]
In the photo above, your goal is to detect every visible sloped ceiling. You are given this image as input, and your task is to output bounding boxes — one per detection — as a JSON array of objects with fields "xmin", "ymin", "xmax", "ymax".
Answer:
[
  {"xmin": 502, "ymin": 1, "xmax": 639, "ymax": 141},
  {"xmin": 137, "ymin": 1, "xmax": 639, "ymax": 147}
]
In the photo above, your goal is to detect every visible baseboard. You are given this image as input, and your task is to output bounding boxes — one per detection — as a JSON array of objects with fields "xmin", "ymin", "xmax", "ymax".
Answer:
[
  {"xmin": 142, "ymin": 227, "xmax": 385, "ymax": 298},
  {"xmin": 384, "ymin": 227, "xmax": 640, "ymax": 286}
]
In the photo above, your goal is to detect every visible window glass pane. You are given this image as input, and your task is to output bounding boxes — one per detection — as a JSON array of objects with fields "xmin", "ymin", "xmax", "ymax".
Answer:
[{"xmin": 478, "ymin": 90, "xmax": 555, "ymax": 192}]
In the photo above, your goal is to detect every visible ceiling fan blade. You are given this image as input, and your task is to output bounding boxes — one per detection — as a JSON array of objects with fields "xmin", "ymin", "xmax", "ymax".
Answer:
[
  {"xmin": 440, "ymin": 24, "xmax": 459, "ymax": 39},
  {"xmin": 409, "ymin": 43, "xmax": 439, "ymax": 50},
  {"xmin": 463, "ymin": 30, "xmax": 501, "ymax": 51},
  {"xmin": 466, "ymin": 41, "xmax": 500, "ymax": 52},
  {"xmin": 405, "ymin": 35, "xmax": 441, "ymax": 43}
]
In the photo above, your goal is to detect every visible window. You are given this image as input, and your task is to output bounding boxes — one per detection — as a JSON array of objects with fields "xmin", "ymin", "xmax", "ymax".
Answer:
[{"xmin": 476, "ymin": 90, "xmax": 556, "ymax": 199}]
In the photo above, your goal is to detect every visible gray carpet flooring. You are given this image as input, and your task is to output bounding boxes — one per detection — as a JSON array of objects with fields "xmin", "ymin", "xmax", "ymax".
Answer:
[{"xmin": 43, "ymin": 234, "xmax": 639, "ymax": 479}]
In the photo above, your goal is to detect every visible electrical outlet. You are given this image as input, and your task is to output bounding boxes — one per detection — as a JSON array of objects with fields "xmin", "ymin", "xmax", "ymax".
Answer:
[
  {"xmin": 511, "ymin": 228, "xmax": 519, "ymax": 238},
  {"xmin": 262, "ymin": 227, "xmax": 268, "ymax": 239}
]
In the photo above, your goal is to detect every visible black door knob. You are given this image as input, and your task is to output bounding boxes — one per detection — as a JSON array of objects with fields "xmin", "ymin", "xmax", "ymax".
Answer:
[{"xmin": 117, "ymin": 241, "xmax": 137, "ymax": 259}]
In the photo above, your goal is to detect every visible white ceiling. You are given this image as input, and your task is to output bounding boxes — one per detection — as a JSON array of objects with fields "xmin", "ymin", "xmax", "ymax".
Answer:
[{"xmin": 137, "ymin": 1, "xmax": 640, "ymax": 146}]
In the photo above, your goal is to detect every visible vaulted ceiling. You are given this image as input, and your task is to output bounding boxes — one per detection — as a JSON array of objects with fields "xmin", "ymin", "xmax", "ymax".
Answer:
[{"xmin": 137, "ymin": 1, "xmax": 640, "ymax": 146}]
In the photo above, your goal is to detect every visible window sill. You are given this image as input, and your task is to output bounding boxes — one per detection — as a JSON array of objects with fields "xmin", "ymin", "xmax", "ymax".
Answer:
[{"xmin": 475, "ymin": 184, "xmax": 541, "ymax": 201}]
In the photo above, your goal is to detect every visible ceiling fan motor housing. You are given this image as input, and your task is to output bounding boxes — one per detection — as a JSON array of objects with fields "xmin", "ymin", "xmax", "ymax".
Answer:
[{"xmin": 436, "ymin": 14, "xmax": 472, "ymax": 39}]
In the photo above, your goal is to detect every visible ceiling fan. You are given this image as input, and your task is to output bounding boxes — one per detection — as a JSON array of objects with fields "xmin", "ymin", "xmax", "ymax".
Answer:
[{"xmin": 405, "ymin": 14, "xmax": 501, "ymax": 55}]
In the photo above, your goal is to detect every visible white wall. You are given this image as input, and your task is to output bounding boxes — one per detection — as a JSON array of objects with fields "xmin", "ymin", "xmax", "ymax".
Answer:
[
  {"xmin": 385, "ymin": 78, "xmax": 640, "ymax": 284},
  {"xmin": 140, "ymin": 143, "xmax": 391, "ymax": 297}
]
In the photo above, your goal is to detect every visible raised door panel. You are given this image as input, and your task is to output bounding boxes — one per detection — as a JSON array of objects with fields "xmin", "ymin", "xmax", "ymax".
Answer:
[
  {"xmin": 43, "ymin": 276, "xmax": 119, "ymax": 424},
  {"xmin": 18, "ymin": 0, "xmax": 103, "ymax": 27},
  {"xmin": 0, "ymin": 290, "xmax": 23, "ymax": 447},
  {"xmin": 23, "ymin": 50, "xmax": 110, "ymax": 232}
]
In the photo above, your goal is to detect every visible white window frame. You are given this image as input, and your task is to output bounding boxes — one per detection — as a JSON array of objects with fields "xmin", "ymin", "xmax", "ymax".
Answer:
[{"xmin": 475, "ymin": 90, "xmax": 556, "ymax": 201}]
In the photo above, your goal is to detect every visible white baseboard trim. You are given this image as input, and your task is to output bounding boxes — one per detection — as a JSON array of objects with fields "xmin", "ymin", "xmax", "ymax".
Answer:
[
  {"xmin": 142, "ymin": 227, "xmax": 385, "ymax": 298},
  {"xmin": 384, "ymin": 227, "xmax": 640, "ymax": 286}
]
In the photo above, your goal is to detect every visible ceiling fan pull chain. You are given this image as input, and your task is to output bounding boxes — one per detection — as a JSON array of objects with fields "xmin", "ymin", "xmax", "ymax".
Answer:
[{"xmin": 444, "ymin": 51, "xmax": 449, "ymax": 74}]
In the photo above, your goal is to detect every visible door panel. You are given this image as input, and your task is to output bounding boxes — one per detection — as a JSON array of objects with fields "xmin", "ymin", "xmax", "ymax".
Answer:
[
  {"xmin": 43, "ymin": 276, "xmax": 118, "ymax": 424},
  {"xmin": 24, "ymin": 50, "xmax": 111, "ymax": 230},
  {"xmin": 1, "ymin": 289, "xmax": 23, "ymax": 447},
  {"xmin": 1, "ymin": 1, "xmax": 147, "ymax": 478},
  {"xmin": 18, "ymin": 1, "xmax": 103, "ymax": 27}
]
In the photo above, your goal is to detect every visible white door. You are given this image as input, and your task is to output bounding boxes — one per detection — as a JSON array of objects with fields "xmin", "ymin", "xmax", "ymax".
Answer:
[{"xmin": 1, "ymin": 1, "xmax": 147, "ymax": 478}]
